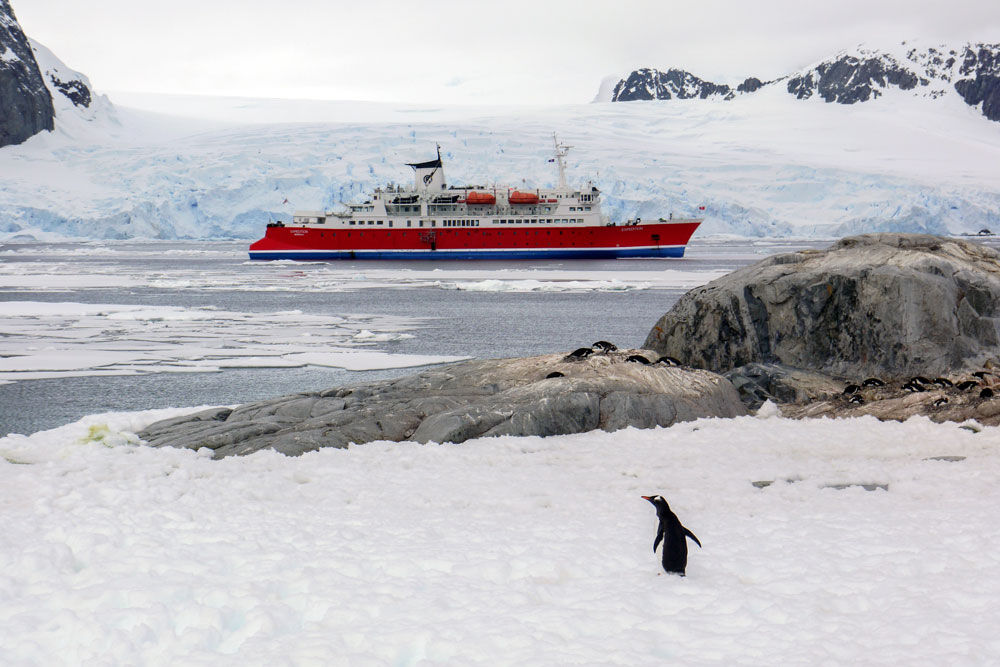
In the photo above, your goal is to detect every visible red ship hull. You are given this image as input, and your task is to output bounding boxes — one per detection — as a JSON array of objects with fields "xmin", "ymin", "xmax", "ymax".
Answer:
[{"xmin": 249, "ymin": 220, "xmax": 701, "ymax": 260}]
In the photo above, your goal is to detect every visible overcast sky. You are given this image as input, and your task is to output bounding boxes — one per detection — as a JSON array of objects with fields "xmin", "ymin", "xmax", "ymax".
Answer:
[{"xmin": 13, "ymin": 0, "xmax": 1000, "ymax": 105}]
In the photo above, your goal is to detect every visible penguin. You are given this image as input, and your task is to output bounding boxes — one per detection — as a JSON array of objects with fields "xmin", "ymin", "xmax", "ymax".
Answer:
[
  {"xmin": 981, "ymin": 387, "xmax": 994, "ymax": 399},
  {"xmin": 563, "ymin": 347, "xmax": 593, "ymax": 361},
  {"xmin": 862, "ymin": 377, "xmax": 885, "ymax": 387},
  {"xmin": 933, "ymin": 377, "xmax": 954, "ymax": 388},
  {"xmin": 956, "ymin": 380, "xmax": 979, "ymax": 391},
  {"xmin": 641, "ymin": 495, "xmax": 702, "ymax": 576},
  {"xmin": 545, "ymin": 371, "xmax": 565, "ymax": 379},
  {"xmin": 625, "ymin": 354, "xmax": 651, "ymax": 365},
  {"xmin": 848, "ymin": 394, "xmax": 865, "ymax": 404},
  {"xmin": 932, "ymin": 397, "xmax": 949, "ymax": 407},
  {"xmin": 843, "ymin": 384, "xmax": 861, "ymax": 395},
  {"xmin": 592, "ymin": 341, "xmax": 617, "ymax": 352},
  {"xmin": 657, "ymin": 355, "xmax": 682, "ymax": 366},
  {"xmin": 902, "ymin": 381, "xmax": 926, "ymax": 393},
  {"xmin": 972, "ymin": 371, "xmax": 993, "ymax": 380},
  {"xmin": 909, "ymin": 376, "xmax": 931, "ymax": 386}
]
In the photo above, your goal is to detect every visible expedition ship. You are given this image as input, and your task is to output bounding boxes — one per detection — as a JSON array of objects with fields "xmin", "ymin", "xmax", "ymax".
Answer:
[{"xmin": 248, "ymin": 136, "xmax": 702, "ymax": 260}]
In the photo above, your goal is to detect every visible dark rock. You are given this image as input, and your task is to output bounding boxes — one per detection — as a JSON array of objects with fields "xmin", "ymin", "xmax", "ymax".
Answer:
[
  {"xmin": 723, "ymin": 363, "xmax": 843, "ymax": 409},
  {"xmin": 645, "ymin": 234, "xmax": 1000, "ymax": 381},
  {"xmin": 953, "ymin": 45, "xmax": 1000, "ymax": 121},
  {"xmin": 604, "ymin": 42, "xmax": 1000, "ymax": 123},
  {"xmin": 787, "ymin": 54, "xmax": 919, "ymax": 103},
  {"xmin": 611, "ymin": 68, "xmax": 734, "ymax": 102},
  {"xmin": 737, "ymin": 77, "xmax": 764, "ymax": 93},
  {"xmin": 0, "ymin": 0, "xmax": 55, "ymax": 147},
  {"xmin": 138, "ymin": 351, "xmax": 747, "ymax": 458}
]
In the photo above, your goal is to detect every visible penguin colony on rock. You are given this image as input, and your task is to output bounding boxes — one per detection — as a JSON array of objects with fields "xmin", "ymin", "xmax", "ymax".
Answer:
[
  {"xmin": 556, "ymin": 342, "xmax": 685, "ymax": 374},
  {"xmin": 841, "ymin": 370, "xmax": 998, "ymax": 409},
  {"xmin": 642, "ymin": 495, "xmax": 702, "ymax": 576}
]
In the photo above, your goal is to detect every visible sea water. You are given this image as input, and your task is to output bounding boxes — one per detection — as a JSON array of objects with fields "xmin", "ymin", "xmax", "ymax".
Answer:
[{"xmin": 1, "ymin": 238, "xmax": 838, "ymax": 435}]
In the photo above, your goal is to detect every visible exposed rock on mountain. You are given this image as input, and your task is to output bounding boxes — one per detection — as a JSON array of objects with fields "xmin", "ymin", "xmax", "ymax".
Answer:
[
  {"xmin": 29, "ymin": 39, "xmax": 114, "ymax": 127},
  {"xmin": 0, "ymin": 0, "xmax": 54, "ymax": 147},
  {"xmin": 644, "ymin": 234, "xmax": 1000, "ymax": 383},
  {"xmin": 605, "ymin": 42, "xmax": 1000, "ymax": 122},
  {"xmin": 785, "ymin": 54, "xmax": 918, "ymax": 103},
  {"xmin": 138, "ymin": 350, "xmax": 747, "ymax": 458},
  {"xmin": 611, "ymin": 68, "xmax": 734, "ymax": 102},
  {"xmin": 952, "ymin": 45, "xmax": 1000, "ymax": 121}
]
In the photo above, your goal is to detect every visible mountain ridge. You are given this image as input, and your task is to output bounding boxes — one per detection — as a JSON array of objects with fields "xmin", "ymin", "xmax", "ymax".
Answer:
[{"xmin": 605, "ymin": 41, "xmax": 1000, "ymax": 122}]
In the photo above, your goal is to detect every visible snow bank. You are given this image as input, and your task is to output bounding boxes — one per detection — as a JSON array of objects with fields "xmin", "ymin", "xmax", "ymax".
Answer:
[{"xmin": 1, "ymin": 411, "xmax": 998, "ymax": 663}]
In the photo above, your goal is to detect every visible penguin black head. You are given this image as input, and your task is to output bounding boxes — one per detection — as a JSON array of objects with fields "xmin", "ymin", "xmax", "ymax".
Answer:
[{"xmin": 642, "ymin": 494, "xmax": 669, "ymax": 510}]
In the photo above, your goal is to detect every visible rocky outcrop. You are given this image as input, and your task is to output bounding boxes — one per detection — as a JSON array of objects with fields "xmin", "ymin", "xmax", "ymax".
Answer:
[
  {"xmin": 604, "ymin": 41, "xmax": 1000, "ymax": 123},
  {"xmin": 611, "ymin": 68, "xmax": 735, "ymax": 102},
  {"xmin": 644, "ymin": 234, "xmax": 1000, "ymax": 386},
  {"xmin": 952, "ymin": 45, "xmax": 1000, "ymax": 121},
  {"xmin": 786, "ymin": 54, "xmax": 919, "ymax": 103},
  {"xmin": 28, "ymin": 39, "xmax": 113, "ymax": 127},
  {"xmin": 0, "ymin": 0, "xmax": 54, "ymax": 147},
  {"xmin": 138, "ymin": 349, "xmax": 747, "ymax": 458}
]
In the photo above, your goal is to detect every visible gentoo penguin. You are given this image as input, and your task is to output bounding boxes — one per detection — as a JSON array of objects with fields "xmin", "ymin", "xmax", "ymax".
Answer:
[
  {"xmin": 843, "ymin": 384, "xmax": 861, "ymax": 395},
  {"xmin": 862, "ymin": 377, "xmax": 885, "ymax": 387},
  {"xmin": 563, "ymin": 347, "xmax": 593, "ymax": 361},
  {"xmin": 642, "ymin": 495, "xmax": 702, "ymax": 576},
  {"xmin": 625, "ymin": 354, "xmax": 651, "ymax": 365},
  {"xmin": 592, "ymin": 340, "xmax": 618, "ymax": 352},
  {"xmin": 657, "ymin": 355, "xmax": 682, "ymax": 366},
  {"xmin": 545, "ymin": 371, "xmax": 565, "ymax": 379}
]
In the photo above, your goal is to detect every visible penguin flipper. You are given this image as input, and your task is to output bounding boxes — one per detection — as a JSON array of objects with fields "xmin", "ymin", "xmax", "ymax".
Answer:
[
  {"xmin": 653, "ymin": 527, "xmax": 664, "ymax": 553},
  {"xmin": 684, "ymin": 526, "xmax": 702, "ymax": 548}
]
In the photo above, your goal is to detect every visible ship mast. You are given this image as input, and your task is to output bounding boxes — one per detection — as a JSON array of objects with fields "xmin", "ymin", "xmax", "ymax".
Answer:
[{"xmin": 552, "ymin": 133, "xmax": 572, "ymax": 189}]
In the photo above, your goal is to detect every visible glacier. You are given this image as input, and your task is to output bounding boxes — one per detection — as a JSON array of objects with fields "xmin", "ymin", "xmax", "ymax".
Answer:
[{"xmin": 1, "ymin": 82, "xmax": 999, "ymax": 241}]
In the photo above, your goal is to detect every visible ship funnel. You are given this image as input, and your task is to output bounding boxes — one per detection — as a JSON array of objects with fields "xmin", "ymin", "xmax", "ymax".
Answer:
[{"xmin": 407, "ymin": 144, "xmax": 447, "ymax": 191}]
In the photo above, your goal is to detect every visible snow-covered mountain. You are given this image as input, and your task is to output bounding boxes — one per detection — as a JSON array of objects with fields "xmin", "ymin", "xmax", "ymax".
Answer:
[
  {"xmin": 29, "ymin": 39, "xmax": 117, "ymax": 132},
  {"xmin": 0, "ymin": 0, "xmax": 53, "ymax": 147},
  {"xmin": 605, "ymin": 41, "xmax": 1000, "ymax": 123},
  {"xmin": 1, "ymin": 37, "xmax": 999, "ymax": 241},
  {"xmin": 1, "ymin": 0, "xmax": 115, "ymax": 148}
]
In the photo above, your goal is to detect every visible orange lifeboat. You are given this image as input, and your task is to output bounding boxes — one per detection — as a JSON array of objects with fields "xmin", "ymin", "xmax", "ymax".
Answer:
[
  {"xmin": 509, "ymin": 191, "xmax": 540, "ymax": 205},
  {"xmin": 465, "ymin": 191, "xmax": 496, "ymax": 205}
]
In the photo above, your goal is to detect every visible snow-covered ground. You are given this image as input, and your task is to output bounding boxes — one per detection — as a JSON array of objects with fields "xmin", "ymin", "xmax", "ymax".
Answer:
[
  {"xmin": 2, "ymin": 406, "xmax": 999, "ymax": 664},
  {"xmin": 2, "ymin": 87, "xmax": 1000, "ymax": 241}
]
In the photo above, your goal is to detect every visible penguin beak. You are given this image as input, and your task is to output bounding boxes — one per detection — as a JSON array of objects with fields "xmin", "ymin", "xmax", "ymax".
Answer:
[{"xmin": 641, "ymin": 495, "xmax": 654, "ymax": 502}]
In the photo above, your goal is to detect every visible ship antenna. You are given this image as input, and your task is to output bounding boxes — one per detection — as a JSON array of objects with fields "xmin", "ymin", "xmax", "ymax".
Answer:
[{"xmin": 552, "ymin": 133, "xmax": 572, "ymax": 189}]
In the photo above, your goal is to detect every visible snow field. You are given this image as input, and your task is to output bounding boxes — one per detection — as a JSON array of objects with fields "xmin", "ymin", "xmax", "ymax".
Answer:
[{"xmin": 2, "ymin": 409, "xmax": 999, "ymax": 664}]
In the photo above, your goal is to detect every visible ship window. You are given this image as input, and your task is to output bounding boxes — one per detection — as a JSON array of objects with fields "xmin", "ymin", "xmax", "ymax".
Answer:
[
  {"xmin": 585, "ymin": 206, "xmax": 591, "ymax": 211},
  {"xmin": 388, "ymin": 221, "xmax": 393, "ymax": 227},
  {"xmin": 577, "ymin": 219, "xmax": 583, "ymax": 223},
  {"xmin": 431, "ymin": 221, "xmax": 436, "ymax": 227},
  {"xmin": 407, "ymin": 220, "xmax": 411, "ymax": 227}
]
